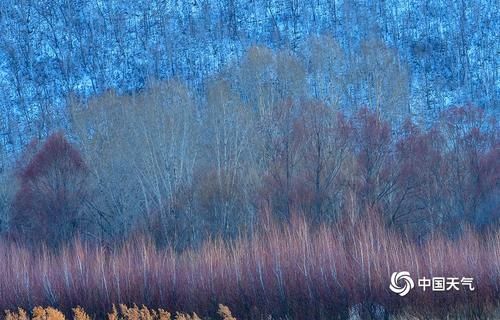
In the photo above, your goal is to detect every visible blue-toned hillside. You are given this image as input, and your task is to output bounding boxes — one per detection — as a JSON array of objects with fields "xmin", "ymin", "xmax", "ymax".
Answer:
[{"xmin": 0, "ymin": 0, "xmax": 498, "ymax": 152}]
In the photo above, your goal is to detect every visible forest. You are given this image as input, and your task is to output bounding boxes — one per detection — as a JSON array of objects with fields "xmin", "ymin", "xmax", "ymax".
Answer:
[{"xmin": 0, "ymin": 0, "xmax": 498, "ymax": 319}]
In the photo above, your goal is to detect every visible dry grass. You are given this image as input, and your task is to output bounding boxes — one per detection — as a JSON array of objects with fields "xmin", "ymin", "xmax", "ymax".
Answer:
[
  {"xmin": 5, "ymin": 308, "xmax": 65, "ymax": 320},
  {"xmin": 217, "ymin": 305, "xmax": 236, "ymax": 320},
  {"xmin": 32, "ymin": 307, "xmax": 65, "ymax": 320},
  {"xmin": 3, "ymin": 305, "xmax": 234, "ymax": 320},
  {"xmin": 5, "ymin": 309, "xmax": 29, "ymax": 320},
  {"xmin": 110, "ymin": 304, "xmax": 172, "ymax": 320},
  {"xmin": 72, "ymin": 307, "xmax": 91, "ymax": 320}
]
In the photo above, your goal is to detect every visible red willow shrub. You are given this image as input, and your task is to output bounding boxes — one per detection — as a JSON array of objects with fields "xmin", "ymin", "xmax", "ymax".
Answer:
[
  {"xmin": 345, "ymin": 106, "xmax": 499, "ymax": 237},
  {"xmin": 0, "ymin": 213, "xmax": 498, "ymax": 319},
  {"xmin": 10, "ymin": 133, "xmax": 89, "ymax": 248},
  {"xmin": 256, "ymin": 105, "xmax": 499, "ymax": 238}
]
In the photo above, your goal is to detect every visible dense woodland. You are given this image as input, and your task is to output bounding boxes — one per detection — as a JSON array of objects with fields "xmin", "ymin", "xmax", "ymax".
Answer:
[
  {"xmin": 0, "ymin": 0, "xmax": 498, "ymax": 151},
  {"xmin": 0, "ymin": 48, "xmax": 498, "ymax": 249},
  {"xmin": 0, "ymin": 1, "xmax": 498, "ymax": 319}
]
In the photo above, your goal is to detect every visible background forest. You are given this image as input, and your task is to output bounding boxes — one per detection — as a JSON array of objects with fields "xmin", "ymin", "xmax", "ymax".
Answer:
[
  {"xmin": 0, "ymin": 0, "xmax": 498, "ymax": 152},
  {"xmin": 0, "ymin": 0, "xmax": 498, "ymax": 319}
]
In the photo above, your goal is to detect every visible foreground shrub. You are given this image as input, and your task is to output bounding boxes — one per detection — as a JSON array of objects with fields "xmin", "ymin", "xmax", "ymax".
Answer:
[{"xmin": 0, "ymin": 215, "xmax": 498, "ymax": 319}]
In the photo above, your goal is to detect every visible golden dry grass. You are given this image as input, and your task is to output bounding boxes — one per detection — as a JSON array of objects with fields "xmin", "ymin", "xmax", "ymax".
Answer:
[
  {"xmin": 4, "ymin": 305, "xmax": 235, "ymax": 320},
  {"xmin": 5, "ymin": 308, "xmax": 29, "ymax": 320},
  {"xmin": 109, "ymin": 304, "xmax": 172, "ymax": 320},
  {"xmin": 217, "ymin": 305, "xmax": 236, "ymax": 320},
  {"xmin": 10, "ymin": 307, "xmax": 66, "ymax": 320},
  {"xmin": 72, "ymin": 307, "xmax": 91, "ymax": 320},
  {"xmin": 4, "ymin": 304, "xmax": 499, "ymax": 319}
]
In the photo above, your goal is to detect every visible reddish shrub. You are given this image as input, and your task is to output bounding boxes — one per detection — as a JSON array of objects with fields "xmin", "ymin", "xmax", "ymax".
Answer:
[
  {"xmin": 10, "ymin": 133, "xmax": 89, "ymax": 247},
  {"xmin": 0, "ymin": 214, "xmax": 497, "ymax": 319},
  {"xmin": 351, "ymin": 109, "xmax": 396, "ymax": 215}
]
